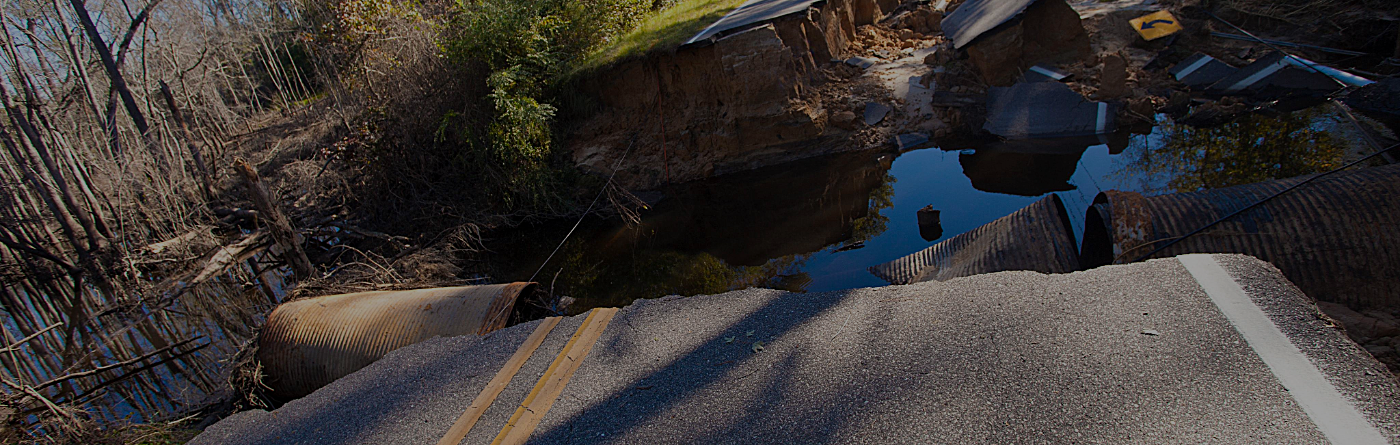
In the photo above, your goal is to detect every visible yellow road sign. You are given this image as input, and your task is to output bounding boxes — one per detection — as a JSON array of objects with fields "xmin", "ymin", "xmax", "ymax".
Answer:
[{"xmin": 1129, "ymin": 10, "xmax": 1182, "ymax": 41}]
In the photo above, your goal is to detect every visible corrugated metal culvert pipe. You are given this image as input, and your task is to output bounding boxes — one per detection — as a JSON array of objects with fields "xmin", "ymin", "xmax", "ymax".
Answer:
[
  {"xmin": 870, "ymin": 194, "xmax": 1080, "ymax": 284},
  {"xmin": 257, "ymin": 283, "xmax": 535, "ymax": 399},
  {"xmin": 1081, "ymin": 163, "xmax": 1400, "ymax": 309}
]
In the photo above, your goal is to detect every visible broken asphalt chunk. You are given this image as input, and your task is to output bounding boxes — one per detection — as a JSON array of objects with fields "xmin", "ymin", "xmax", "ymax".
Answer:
[
  {"xmin": 864, "ymin": 103, "xmax": 892, "ymax": 126},
  {"xmin": 1207, "ymin": 51, "xmax": 1341, "ymax": 97},
  {"xmin": 1169, "ymin": 53, "xmax": 1237, "ymax": 88},
  {"xmin": 1023, "ymin": 64, "xmax": 1071, "ymax": 83},
  {"xmin": 844, "ymin": 56, "xmax": 877, "ymax": 69},
  {"xmin": 983, "ymin": 82, "xmax": 1114, "ymax": 138},
  {"xmin": 895, "ymin": 132, "xmax": 930, "ymax": 150}
]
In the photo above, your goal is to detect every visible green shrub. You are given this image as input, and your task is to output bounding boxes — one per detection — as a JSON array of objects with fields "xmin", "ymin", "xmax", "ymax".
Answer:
[{"xmin": 430, "ymin": 0, "xmax": 652, "ymax": 212}]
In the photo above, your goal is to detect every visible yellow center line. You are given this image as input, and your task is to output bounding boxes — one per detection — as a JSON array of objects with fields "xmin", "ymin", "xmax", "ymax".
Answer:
[
  {"xmin": 437, "ymin": 316, "xmax": 561, "ymax": 445},
  {"xmin": 492, "ymin": 307, "xmax": 618, "ymax": 445}
]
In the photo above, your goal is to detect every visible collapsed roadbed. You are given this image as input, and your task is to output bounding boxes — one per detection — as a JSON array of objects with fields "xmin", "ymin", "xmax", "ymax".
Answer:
[{"xmin": 193, "ymin": 254, "xmax": 1400, "ymax": 444}]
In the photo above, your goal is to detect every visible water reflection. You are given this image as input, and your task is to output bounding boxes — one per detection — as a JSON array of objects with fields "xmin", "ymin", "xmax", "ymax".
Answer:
[
  {"xmin": 959, "ymin": 139, "xmax": 1089, "ymax": 196},
  {"xmin": 631, "ymin": 152, "xmax": 893, "ymax": 266},
  {"xmin": 501, "ymin": 151, "xmax": 896, "ymax": 312},
  {"xmin": 1118, "ymin": 107, "xmax": 1348, "ymax": 194},
  {"xmin": 956, "ymin": 134, "xmax": 1137, "ymax": 197},
  {"xmin": 507, "ymin": 108, "xmax": 1367, "ymax": 313}
]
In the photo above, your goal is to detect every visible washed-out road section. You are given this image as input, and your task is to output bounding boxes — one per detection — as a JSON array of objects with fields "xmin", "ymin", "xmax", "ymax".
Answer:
[
  {"xmin": 683, "ymin": 0, "xmax": 824, "ymax": 45},
  {"xmin": 193, "ymin": 254, "xmax": 1400, "ymax": 444}
]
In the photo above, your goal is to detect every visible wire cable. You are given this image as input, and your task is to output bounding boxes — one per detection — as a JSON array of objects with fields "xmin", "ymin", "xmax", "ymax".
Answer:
[
  {"xmin": 1130, "ymin": 142, "xmax": 1400, "ymax": 262},
  {"xmin": 527, "ymin": 138, "xmax": 639, "ymax": 284}
]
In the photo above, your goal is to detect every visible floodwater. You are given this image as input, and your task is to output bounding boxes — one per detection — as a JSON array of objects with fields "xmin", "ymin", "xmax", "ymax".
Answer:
[
  {"xmin": 497, "ymin": 104, "xmax": 1364, "ymax": 313},
  {"xmin": 2, "ymin": 106, "xmax": 1361, "ymax": 427},
  {"xmin": 496, "ymin": 134, "xmax": 1157, "ymax": 312}
]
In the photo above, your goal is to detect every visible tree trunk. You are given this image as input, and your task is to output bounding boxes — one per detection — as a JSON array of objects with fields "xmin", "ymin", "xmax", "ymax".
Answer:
[
  {"xmin": 68, "ymin": 0, "xmax": 160, "ymax": 168},
  {"xmin": 234, "ymin": 159, "xmax": 314, "ymax": 279},
  {"xmin": 51, "ymin": 0, "xmax": 120, "ymax": 157},
  {"xmin": 158, "ymin": 81, "xmax": 215, "ymax": 199}
]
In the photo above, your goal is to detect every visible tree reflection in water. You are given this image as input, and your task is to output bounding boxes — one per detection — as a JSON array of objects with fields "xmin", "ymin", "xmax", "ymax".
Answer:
[
  {"xmin": 519, "ymin": 152, "xmax": 899, "ymax": 314},
  {"xmin": 1119, "ymin": 108, "xmax": 1348, "ymax": 194}
]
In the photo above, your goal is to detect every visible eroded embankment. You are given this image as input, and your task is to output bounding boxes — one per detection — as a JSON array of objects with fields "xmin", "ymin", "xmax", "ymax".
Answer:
[{"xmin": 570, "ymin": 0, "xmax": 908, "ymax": 190}]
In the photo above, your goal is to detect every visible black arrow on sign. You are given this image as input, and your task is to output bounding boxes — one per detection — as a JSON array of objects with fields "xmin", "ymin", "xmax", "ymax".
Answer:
[{"xmin": 1140, "ymin": 19, "xmax": 1174, "ymax": 30}]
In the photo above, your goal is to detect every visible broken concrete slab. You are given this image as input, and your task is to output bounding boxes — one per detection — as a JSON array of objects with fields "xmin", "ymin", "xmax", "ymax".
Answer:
[
  {"xmin": 864, "ymin": 102, "xmax": 892, "ymax": 125},
  {"xmin": 983, "ymin": 81, "xmax": 1114, "ymax": 138}
]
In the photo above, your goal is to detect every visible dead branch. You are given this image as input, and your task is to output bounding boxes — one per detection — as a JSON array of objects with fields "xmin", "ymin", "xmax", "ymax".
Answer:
[
  {"xmin": 158, "ymin": 80, "xmax": 215, "ymax": 199},
  {"xmin": 0, "ymin": 323, "xmax": 63, "ymax": 354},
  {"xmin": 1, "ymin": 378, "xmax": 76, "ymax": 423},
  {"xmin": 235, "ymin": 158, "xmax": 315, "ymax": 279},
  {"xmin": 157, "ymin": 231, "xmax": 269, "ymax": 305},
  {"xmin": 67, "ymin": 342, "xmax": 211, "ymax": 406},
  {"xmin": 34, "ymin": 336, "xmax": 203, "ymax": 392}
]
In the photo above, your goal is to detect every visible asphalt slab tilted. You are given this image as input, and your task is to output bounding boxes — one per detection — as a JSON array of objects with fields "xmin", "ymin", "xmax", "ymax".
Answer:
[{"xmin": 193, "ymin": 254, "xmax": 1400, "ymax": 444}]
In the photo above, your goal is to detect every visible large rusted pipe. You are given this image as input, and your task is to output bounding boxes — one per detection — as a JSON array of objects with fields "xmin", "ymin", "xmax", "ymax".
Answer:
[
  {"xmin": 257, "ymin": 283, "xmax": 534, "ymax": 399},
  {"xmin": 870, "ymin": 194, "xmax": 1079, "ymax": 284},
  {"xmin": 1082, "ymin": 164, "xmax": 1400, "ymax": 309}
]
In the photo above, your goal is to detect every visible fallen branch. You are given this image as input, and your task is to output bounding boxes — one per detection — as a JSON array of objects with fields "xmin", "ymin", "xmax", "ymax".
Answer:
[
  {"xmin": 1, "ymin": 377, "xmax": 75, "ymax": 423},
  {"xmin": 34, "ymin": 336, "xmax": 203, "ymax": 392},
  {"xmin": 156, "ymin": 231, "xmax": 269, "ymax": 306},
  {"xmin": 141, "ymin": 229, "xmax": 203, "ymax": 255},
  {"xmin": 68, "ymin": 341, "xmax": 210, "ymax": 406},
  {"xmin": 235, "ymin": 158, "xmax": 315, "ymax": 279},
  {"xmin": 0, "ymin": 323, "xmax": 63, "ymax": 354}
]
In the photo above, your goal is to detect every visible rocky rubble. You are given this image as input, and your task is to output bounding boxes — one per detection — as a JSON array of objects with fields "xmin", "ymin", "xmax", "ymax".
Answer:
[{"xmin": 1320, "ymin": 302, "xmax": 1400, "ymax": 375}]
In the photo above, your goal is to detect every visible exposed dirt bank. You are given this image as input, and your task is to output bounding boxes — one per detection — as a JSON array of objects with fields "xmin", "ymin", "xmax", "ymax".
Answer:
[{"xmin": 568, "ymin": 0, "xmax": 964, "ymax": 189}]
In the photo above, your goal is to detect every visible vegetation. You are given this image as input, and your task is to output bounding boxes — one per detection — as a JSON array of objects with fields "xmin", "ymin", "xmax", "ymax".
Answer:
[
  {"xmin": 0, "ymin": 0, "xmax": 731, "ymax": 438},
  {"xmin": 553, "ymin": 244, "xmax": 812, "ymax": 312},
  {"xmin": 575, "ymin": 0, "xmax": 748, "ymax": 73}
]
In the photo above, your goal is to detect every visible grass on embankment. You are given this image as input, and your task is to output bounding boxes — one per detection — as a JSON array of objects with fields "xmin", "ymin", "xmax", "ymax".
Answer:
[{"xmin": 573, "ymin": 0, "xmax": 750, "ymax": 74}]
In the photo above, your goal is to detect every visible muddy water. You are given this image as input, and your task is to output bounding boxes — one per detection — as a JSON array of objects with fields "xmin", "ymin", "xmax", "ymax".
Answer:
[{"xmin": 495, "ymin": 106, "xmax": 1363, "ymax": 313}]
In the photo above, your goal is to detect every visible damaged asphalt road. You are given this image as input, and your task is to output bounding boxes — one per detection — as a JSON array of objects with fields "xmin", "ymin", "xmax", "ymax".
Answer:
[{"xmin": 194, "ymin": 255, "xmax": 1400, "ymax": 444}]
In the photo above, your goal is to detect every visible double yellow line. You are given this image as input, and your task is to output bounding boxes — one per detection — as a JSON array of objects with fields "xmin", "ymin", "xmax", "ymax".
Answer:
[{"xmin": 437, "ymin": 307, "xmax": 618, "ymax": 445}]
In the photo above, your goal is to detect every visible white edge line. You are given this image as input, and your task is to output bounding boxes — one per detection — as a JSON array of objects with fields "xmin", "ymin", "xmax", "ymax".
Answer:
[
  {"xmin": 1028, "ymin": 65, "xmax": 1064, "ymax": 80},
  {"xmin": 1224, "ymin": 59, "xmax": 1286, "ymax": 92},
  {"xmin": 1095, "ymin": 102, "xmax": 1108, "ymax": 134},
  {"xmin": 1173, "ymin": 55, "xmax": 1213, "ymax": 81},
  {"xmin": 1178, "ymin": 254, "xmax": 1388, "ymax": 445}
]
